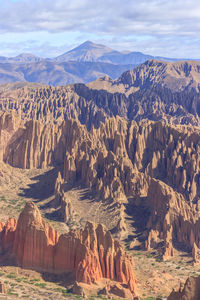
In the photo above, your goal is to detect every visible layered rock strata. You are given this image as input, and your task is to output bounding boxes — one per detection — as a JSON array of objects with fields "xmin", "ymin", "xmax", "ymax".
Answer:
[{"xmin": 0, "ymin": 202, "xmax": 136, "ymax": 293}]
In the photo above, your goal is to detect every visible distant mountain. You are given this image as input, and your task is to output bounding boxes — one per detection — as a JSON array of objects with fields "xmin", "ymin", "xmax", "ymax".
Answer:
[
  {"xmin": 54, "ymin": 41, "xmax": 113, "ymax": 62},
  {"xmin": 53, "ymin": 40, "xmax": 155, "ymax": 65},
  {"xmin": 0, "ymin": 60, "xmax": 135, "ymax": 86},
  {"xmin": 0, "ymin": 53, "xmax": 44, "ymax": 63},
  {"xmin": 53, "ymin": 41, "xmax": 183, "ymax": 65},
  {"xmin": 0, "ymin": 41, "xmax": 199, "ymax": 85}
]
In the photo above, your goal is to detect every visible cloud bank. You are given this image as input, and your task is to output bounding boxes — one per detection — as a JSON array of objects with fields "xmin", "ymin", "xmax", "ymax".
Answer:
[{"xmin": 0, "ymin": 0, "xmax": 199, "ymax": 58}]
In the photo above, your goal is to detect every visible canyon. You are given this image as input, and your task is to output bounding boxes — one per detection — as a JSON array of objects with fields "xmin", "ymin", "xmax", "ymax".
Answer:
[{"xmin": 1, "ymin": 59, "xmax": 200, "ymax": 298}]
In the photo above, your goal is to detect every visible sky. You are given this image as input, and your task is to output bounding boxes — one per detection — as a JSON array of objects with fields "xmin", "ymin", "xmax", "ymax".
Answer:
[{"xmin": 0, "ymin": 0, "xmax": 200, "ymax": 58}]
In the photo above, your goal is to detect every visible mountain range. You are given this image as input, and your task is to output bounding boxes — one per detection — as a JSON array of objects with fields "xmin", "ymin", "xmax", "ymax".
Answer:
[
  {"xmin": 0, "ymin": 40, "xmax": 199, "ymax": 86},
  {"xmin": 1, "ymin": 58, "xmax": 200, "ymax": 299},
  {"xmin": 1, "ymin": 59, "xmax": 200, "ymax": 128}
]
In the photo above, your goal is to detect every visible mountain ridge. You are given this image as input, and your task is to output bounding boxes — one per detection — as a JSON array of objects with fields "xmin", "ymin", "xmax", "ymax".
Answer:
[
  {"xmin": 0, "ymin": 41, "xmax": 199, "ymax": 86},
  {"xmin": 1, "ymin": 59, "xmax": 200, "ymax": 130},
  {"xmin": 1, "ymin": 40, "xmax": 197, "ymax": 65},
  {"xmin": 88, "ymin": 59, "xmax": 200, "ymax": 93}
]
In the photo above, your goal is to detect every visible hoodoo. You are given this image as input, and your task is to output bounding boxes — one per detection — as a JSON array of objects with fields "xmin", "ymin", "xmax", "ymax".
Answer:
[{"xmin": 0, "ymin": 202, "xmax": 137, "ymax": 294}]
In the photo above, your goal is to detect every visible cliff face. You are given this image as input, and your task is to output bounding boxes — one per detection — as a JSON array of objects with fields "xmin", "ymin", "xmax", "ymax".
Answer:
[
  {"xmin": 0, "ymin": 111, "xmax": 23, "ymax": 162},
  {"xmin": 145, "ymin": 178, "xmax": 200, "ymax": 259},
  {"xmin": 0, "ymin": 202, "xmax": 136, "ymax": 293},
  {"xmin": 2, "ymin": 112, "xmax": 200, "ymax": 204},
  {"xmin": 2, "ymin": 112, "xmax": 200, "ymax": 256},
  {"xmin": 167, "ymin": 276, "xmax": 200, "ymax": 300}
]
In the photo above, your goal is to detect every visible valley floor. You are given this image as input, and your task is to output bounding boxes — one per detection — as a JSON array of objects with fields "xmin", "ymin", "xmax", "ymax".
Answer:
[{"xmin": 0, "ymin": 163, "xmax": 199, "ymax": 299}]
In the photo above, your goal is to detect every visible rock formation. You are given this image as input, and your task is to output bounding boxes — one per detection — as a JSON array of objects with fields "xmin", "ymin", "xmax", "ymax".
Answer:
[
  {"xmin": 192, "ymin": 243, "xmax": 200, "ymax": 264},
  {"xmin": 2, "ymin": 110, "xmax": 200, "ymax": 256},
  {"xmin": 53, "ymin": 172, "xmax": 73, "ymax": 222},
  {"xmin": 115, "ymin": 204, "xmax": 127, "ymax": 239},
  {"xmin": 145, "ymin": 178, "xmax": 200, "ymax": 259},
  {"xmin": 1, "ymin": 60, "xmax": 200, "ymax": 129},
  {"xmin": 167, "ymin": 276, "xmax": 200, "ymax": 300},
  {"xmin": 53, "ymin": 171, "xmax": 64, "ymax": 207},
  {"xmin": 2, "ymin": 111, "xmax": 200, "ymax": 205},
  {"xmin": 2, "ymin": 60, "xmax": 200, "ymax": 296},
  {"xmin": 72, "ymin": 281, "xmax": 85, "ymax": 297},
  {"xmin": 106, "ymin": 283, "xmax": 133, "ymax": 299},
  {"xmin": 0, "ymin": 217, "xmax": 17, "ymax": 253},
  {"xmin": 0, "ymin": 202, "xmax": 137, "ymax": 294},
  {"xmin": 0, "ymin": 281, "xmax": 6, "ymax": 294},
  {"xmin": 1, "ymin": 61, "xmax": 200, "ymax": 260}
]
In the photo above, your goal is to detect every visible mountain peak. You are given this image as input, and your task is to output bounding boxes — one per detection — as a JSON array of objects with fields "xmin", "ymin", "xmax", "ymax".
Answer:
[
  {"xmin": 81, "ymin": 40, "xmax": 94, "ymax": 46},
  {"xmin": 18, "ymin": 201, "xmax": 43, "ymax": 228},
  {"xmin": 55, "ymin": 40, "xmax": 113, "ymax": 63},
  {"xmin": 69, "ymin": 40, "xmax": 113, "ymax": 51}
]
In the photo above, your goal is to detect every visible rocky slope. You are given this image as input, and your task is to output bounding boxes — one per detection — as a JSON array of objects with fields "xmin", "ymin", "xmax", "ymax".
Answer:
[
  {"xmin": 167, "ymin": 276, "xmax": 200, "ymax": 300},
  {"xmin": 1, "ymin": 111, "xmax": 200, "ymax": 260},
  {"xmin": 1, "ymin": 60, "xmax": 200, "ymax": 128},
  {"xmin": 0, "ymin": 202, "xmax": 137, "ymax": 294},
  {"xmin": 0, "ymin": 60, "xmax": 135, "ymax": 86}
]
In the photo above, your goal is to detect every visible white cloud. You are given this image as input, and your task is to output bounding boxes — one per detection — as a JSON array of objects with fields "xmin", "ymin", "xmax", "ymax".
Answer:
[{"xmin": 0, "ymin": 0, "xmax": 200, "ymax": 58}]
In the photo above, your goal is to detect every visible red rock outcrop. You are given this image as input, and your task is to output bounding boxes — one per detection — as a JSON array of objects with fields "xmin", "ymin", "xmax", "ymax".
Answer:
[
  {"xmin": 1, "ymin": 218, "xmax": 17, "ymax": 250},
  {"xmin": 0, "ymin": 202, "xmax": 137, "ymax": 294},
  {"xmin": 167, "ymin": 276, "xmax": 200, "ymax": 300},
  {"xmin": 13, "ymin": 202, "xmax": 59, "ymax": 271}
]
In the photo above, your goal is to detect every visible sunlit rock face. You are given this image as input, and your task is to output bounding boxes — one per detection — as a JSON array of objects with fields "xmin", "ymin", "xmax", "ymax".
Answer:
[{"xmin": 0, "ymin": 202, "xmax": 137, "ymax": 293}]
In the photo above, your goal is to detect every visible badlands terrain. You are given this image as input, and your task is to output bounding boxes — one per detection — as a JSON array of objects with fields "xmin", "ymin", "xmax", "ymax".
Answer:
[{"xmin": 1, "ymin": 60, "xmax": 200, "ymax": 299}]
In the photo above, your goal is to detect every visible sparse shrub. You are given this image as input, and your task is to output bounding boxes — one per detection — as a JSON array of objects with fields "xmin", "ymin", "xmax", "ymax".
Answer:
[
  {"xmin": 147, "ymin": 254, "xmax": 153, "ymax": 258},
  {"xmin": 156, "ymin": 258, "xmax": 162, "ymax": 262},
  {"xmin": 35, "ymin": 282, "xmax": 46, "ymax": 288},
  {"xmin": 6, "ymin": 273, "xmax": 17, "ymax": 279},
  {"xmin": 1, "ymin": 196, "xmax": 6, "ymax": 202}
]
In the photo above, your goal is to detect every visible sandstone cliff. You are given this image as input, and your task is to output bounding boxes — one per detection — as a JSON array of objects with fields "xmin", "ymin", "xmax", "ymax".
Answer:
[
  {"xmin": 167, "ymin": 276, "xmax": 200, "ymax": 300},
  {"xmin": 0, "ymin": 202, "xmax": 137, "ymax": 293}
]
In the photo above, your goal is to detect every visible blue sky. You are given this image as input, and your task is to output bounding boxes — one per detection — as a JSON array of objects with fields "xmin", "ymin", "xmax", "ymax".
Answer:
[{"xmin": 0, "ymin": 0, "xmax": 200, "ymax": 58}]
